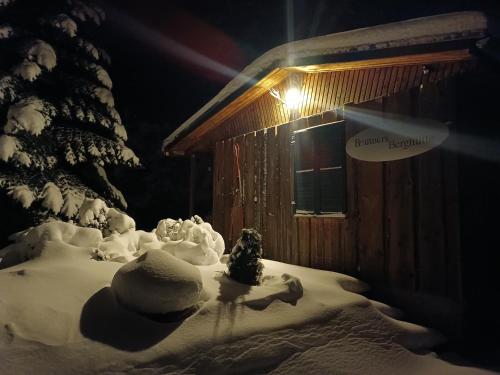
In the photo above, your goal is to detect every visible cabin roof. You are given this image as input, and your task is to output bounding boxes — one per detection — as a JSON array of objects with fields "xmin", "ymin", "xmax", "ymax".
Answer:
[{"xmin": 163, "ymin": 11, "xmax": 488, "ymax": 154}]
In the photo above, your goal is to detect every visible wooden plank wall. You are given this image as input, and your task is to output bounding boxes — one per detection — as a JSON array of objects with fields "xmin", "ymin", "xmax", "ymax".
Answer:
[
  {"xmin": 193, "ymin": 61, "xmax": 471, "ymax": 152},
  {"xmin": 213, "ymin": 82, "xmax": 461, "ymax": 302}
]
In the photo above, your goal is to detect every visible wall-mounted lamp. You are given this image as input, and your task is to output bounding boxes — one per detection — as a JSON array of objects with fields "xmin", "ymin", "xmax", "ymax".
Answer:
[
  {"xmin": 269, "ymin": 86, "xmax": 303, "ymax": 110},
  {"xmin": 283, "ymin": 87, "xmax": 302, "ymax": 109},
  {"xmin": 269, "ymin": 74, "xmax": 304, "ymax": 121}
]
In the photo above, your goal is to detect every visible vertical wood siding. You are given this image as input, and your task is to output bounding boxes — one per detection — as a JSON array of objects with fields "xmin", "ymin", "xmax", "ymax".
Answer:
[{"xmin": 213, "ymin": 82, "xmax": 461, "ymax": 302}]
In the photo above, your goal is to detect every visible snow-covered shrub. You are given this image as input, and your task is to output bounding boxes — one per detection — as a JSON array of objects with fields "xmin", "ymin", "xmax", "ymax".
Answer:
[
  {"xmin": 160, "ymin": 234, "xmax": 219, "ymax": 266},
  {"xmin": 199, "ymin": 221, "xmax": 225, "ymax": 258},
  {"xmin": 156, "ymin": 218, "xmax": 183, "ymax": 241},
  {"xmin": 96, "ymin": 229, "xmax": 156, "ymax": 263},
  {"xmin": 227, "ymin": 228, "xmax": 264, "ymax": 285},
  {"xmin": 155, "ymin": 216, "xmax": 225, "ymax": 265}
]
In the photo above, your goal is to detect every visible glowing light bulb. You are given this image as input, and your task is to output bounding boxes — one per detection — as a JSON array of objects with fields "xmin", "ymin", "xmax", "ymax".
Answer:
[{"xmin": 284, "ymin": 87, "xmax": 302, "ymax": 109}]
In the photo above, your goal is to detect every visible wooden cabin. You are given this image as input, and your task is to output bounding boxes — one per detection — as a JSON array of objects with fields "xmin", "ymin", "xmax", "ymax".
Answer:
[{"xmin": 164, "ymin": 12, "xmax": 500, "ymax": 341}]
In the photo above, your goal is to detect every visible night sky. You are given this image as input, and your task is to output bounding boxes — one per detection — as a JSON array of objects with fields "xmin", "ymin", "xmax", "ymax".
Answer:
[{"xmin": 96, "ymin": 0, "xmax": 499, "ymax": 229}]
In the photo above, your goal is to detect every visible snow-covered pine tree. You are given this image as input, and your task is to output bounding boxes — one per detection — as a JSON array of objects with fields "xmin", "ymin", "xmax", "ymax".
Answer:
[
  {"xmin": 0, "ymin": 0, "xmax": 139, "ymax": 231},
  {"xmin": 227, "ymin": 228, "xmax": 264, "ymax": 285}
]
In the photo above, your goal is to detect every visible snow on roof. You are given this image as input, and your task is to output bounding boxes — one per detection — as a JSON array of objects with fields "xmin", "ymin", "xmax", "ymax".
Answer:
[{"xmin": 163, "ymin": 11, "xmax": 488, "ymax": 152}]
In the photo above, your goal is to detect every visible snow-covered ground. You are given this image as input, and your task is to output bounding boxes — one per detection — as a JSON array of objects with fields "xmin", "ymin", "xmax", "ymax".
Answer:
[{"xmin": 0, "ymin": 219, "xmax": 494, "ymax": 374}]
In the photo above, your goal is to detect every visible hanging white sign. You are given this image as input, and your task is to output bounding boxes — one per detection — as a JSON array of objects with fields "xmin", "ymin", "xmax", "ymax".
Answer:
[{"xmin": 345, "ymin": 119, "xmax": 449, "ymax": 162}]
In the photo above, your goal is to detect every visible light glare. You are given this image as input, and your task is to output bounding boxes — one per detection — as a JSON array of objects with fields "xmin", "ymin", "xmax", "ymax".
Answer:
[{"xmin": 284, "ymin": 88, "xmax": 302, "ymax": 109}]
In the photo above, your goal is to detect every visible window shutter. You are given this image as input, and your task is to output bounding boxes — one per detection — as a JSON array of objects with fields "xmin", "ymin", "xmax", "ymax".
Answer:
[{"xmin": 293, "ymin": 129, "xmax": 315, "ymax": 213}]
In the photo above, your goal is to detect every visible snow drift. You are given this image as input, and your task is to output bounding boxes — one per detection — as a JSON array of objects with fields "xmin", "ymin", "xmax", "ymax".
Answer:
[{"xmin": 0, "ymin": 212, "xmax": 494, "ymax": 374}]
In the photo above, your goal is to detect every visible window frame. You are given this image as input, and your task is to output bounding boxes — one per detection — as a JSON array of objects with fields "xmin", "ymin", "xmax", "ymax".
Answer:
[{"xmin": 292, "ymin": 120, "xmax": 347, "ymax": 216}]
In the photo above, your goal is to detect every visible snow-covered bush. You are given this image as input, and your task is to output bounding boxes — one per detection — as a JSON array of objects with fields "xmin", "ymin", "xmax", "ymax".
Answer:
[
  {"xmin": 227, "ymin": 228, "xmax": 264, "ymax": 285},
  {"xmin": 111, "ymin": 249, "xmax": 203, "ymax": 314},
  {"xmin": 156, "ymin": 218, "xmax": 182, "ymax": 241},
  {"xmin": 155, "ymin": 216, "xmax": 225, "ymax": 265},
  {"xmin": 84, "ymin": 213, "xmax": 224, "ymax": 265}
]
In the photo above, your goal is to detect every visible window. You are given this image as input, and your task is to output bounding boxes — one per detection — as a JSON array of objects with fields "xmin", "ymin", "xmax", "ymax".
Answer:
[{"xmin": 292, "ymin": 121, "xmax": 346, "ymax": 215}]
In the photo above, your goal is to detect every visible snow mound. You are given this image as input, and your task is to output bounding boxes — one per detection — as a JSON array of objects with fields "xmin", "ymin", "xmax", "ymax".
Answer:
[
  {"xmin": 159, "ymin": 236, "xmax": 219, "ymax": 266},
  {"xmin": 111, "ymin": 249, "xmax": 203, "ymax": 314},
  {"xmin": 9, "ymin": 221, "xmax": 102, "ymax": 249},
  {"xmin": 0, "ymin": 221, "xmax": 102, "ymax": 269},
  {"xmin": 97, "ymin": 229, "xmax": 157, "ymax": 263},
  {"xmin": 106, "ymin": 207, "xmax": 135, "ymax": 234},
  {"xmin": 0, "ymin": 234, "xmax": 490, "ymax": 374}
]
